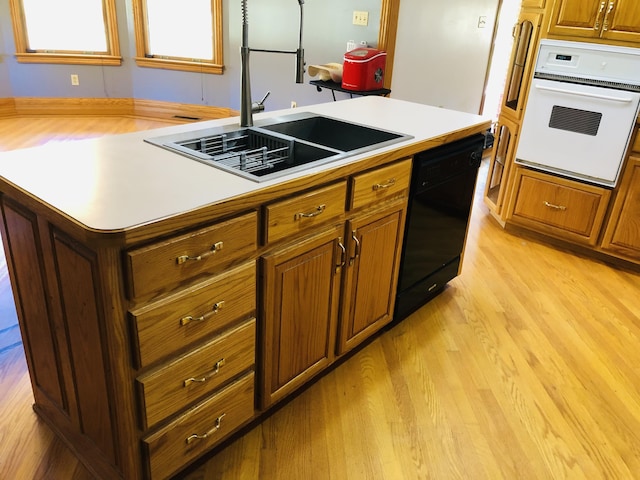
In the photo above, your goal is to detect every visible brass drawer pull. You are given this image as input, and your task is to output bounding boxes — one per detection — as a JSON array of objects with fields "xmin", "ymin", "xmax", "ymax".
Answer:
[
  {"xmin": 594, "ymin": 1, "xmax": 606, "ymax": 29},
  {"xmin": 372, "ymin": 178, "xmax": 396, "ymax": 190},
  {"xmin": 543, "ymin": 201, "xmax": 567, "ymax": 211},
  {"xmin": 336, "ymin": 237, "xmax": 346, "ymax": 273},
  {"xmin": 602, "ymin": 1, "xmax": 614, "ymax": 31},
  {"xmin": 180, "ymin": 301, "xmax": 225, "ymax": 326},
  {"xmin": 294, "ymin": 204, "xmax": 326, "ymax": 220},
  {"xmin": 185, "ymin": 413, "xmax": 226, "ymax": 444},
  {"xmin": 176, "ymin": 241, "xmax": 224, "ymax": 265},
  {"xmin": 349, "ymin": 230, "xmax": 360, "ymax": 266},
  {"xmin": 183, "ymin": 358, "xmax": 226, "ymax": 387}
]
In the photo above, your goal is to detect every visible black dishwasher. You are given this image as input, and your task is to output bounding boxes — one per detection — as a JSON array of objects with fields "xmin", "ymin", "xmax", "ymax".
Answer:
[{"xmin": 395, "ymin": 134, "xmax": 484, "ymax": 321}]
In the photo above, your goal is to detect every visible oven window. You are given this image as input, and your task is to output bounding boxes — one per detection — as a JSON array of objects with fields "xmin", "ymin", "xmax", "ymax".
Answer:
[{"xmin": 549, "ymin": 105, "xmax": 602, "ymax": 136}]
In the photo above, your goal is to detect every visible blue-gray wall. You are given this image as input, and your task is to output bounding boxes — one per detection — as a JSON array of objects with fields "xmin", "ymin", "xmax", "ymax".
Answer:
[
  {"xmin": 0, "ymin": 0, "xmax": 13, "ymax": 97},
  {"xmin": 0, "ymin": 0, "xmax": 381, "ymax": 111}
]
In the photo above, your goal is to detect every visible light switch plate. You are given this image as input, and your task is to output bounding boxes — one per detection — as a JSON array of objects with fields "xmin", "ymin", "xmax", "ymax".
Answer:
[{"xmin": 353, "ymin": 11, "xmax": 369, "ymax": 26}]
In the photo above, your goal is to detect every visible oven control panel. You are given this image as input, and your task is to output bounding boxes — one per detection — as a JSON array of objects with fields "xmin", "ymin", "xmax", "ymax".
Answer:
[{"xmin": 535, "ymin": 39, "xmax": 640, "ymax": 85}]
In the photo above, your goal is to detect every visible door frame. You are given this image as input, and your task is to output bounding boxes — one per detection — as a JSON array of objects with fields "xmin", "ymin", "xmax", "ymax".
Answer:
[{"xmin": 377, "ymin": 0, "xmax": 400, "ymax": 89}]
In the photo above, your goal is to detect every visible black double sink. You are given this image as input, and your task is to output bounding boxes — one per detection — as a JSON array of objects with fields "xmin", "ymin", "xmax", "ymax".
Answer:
[{"xmin": 145, "ymin": 112, "xmax": 412, "ymax": 182}]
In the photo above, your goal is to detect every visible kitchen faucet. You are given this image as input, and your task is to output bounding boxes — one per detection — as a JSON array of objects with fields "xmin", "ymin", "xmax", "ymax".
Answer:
[{"xmin": 240, "ymin": 0, "xmax": 305, "ymax": 127}]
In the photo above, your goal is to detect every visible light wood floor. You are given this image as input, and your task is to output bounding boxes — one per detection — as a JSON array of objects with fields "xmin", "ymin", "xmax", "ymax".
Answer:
[{"xmin": 1, "ymin": 116, "xmax": 640, "ymax": 480}]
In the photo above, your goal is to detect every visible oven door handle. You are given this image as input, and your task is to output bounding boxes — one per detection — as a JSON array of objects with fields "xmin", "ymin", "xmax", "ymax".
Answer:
[{"xmin": 534, "ymin": 84, "xmax": 635, "ymax": 103}]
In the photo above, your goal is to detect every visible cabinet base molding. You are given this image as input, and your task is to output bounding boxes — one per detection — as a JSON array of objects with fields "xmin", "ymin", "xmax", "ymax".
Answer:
[
  {"xmin": 0, "ymin": 98, "xmax": 15, "ymax": 117},
  {"xmin": 485, "ymin": 207, "xmax": 507, "ymax": 228},
  {"xmin": 32, "ymin": 402, "xmax": 124, "ymax": 480},
  {"xmin": 0, "ymin": 97, "xmax": 237, "ymax": 122},
  {"xmin": 504, "ymin": 222, "xmax": 640, "ymax": 273}
]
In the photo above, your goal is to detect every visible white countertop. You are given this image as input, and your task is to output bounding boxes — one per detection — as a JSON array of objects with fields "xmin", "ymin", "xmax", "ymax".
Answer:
[{"xmin": 0, "ymin": 97, "xmax": 490, "ymax": 232}]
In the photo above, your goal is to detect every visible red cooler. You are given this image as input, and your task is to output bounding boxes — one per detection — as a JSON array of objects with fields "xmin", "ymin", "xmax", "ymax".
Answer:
[{"xmin": 342, "ymin": 48, "xmax": 387, "ymax": 91}]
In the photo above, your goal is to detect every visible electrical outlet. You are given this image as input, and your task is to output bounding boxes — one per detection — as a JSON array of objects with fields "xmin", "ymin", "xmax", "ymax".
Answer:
[
  {"xmin": 353, "ymin": 11, "xmax": 368, "ymax": 26},
  {"xmin": 478, "ymin": 16, "xmax": 487, "ymax": 28},
  {"xmin": 290, "ymin": 101, "xmax": 297, "ymax": 109},
  {"xmin": 70, "ymin": 74, "xmax": 79, "ymax": 86}
]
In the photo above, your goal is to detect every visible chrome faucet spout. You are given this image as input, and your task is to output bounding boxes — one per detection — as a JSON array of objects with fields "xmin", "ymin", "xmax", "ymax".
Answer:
[{"xmin": 239, "ymin": 0, "xmax": 305, "ymax": 128}]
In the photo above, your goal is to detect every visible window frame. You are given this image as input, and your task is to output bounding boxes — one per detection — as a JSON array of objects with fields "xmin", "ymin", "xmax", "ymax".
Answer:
[
  {"xmin": 8, "ymin": 0, "xmax": 122, "ymax": 65},
  {"xmin": 132, "ymin": 0, "xmax": 224, "ymax": 75}
]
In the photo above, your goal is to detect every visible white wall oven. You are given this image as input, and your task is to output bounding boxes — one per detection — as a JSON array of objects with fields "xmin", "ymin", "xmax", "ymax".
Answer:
[{"xmin": 516, "ymin": 39, "xmax": 640, "ymax": 187}]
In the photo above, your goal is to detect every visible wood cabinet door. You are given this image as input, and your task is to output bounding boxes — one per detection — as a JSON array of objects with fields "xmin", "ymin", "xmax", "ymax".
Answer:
[
  {"xmin": 601, "ymin": 157, "xmax": 640, "ymax": 259},
  {"xmin": 337, "ymin": 202, "xmax": 405, "ymax": 355},
  {"xmin": 548, "ymin": 0, "xmax": 605, "ymax": 39},
  {"xmin": 603, "ymin": 0, "xmax": 640, "ymax": 43},
  {"xmin": 259, "ymin": 224, "xmax": 343, "ymax": 408}
]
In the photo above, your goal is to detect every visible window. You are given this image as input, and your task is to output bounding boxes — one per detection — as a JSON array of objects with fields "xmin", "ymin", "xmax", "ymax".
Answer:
[
  {"xmin": 8, "ymin": 0, "xmax": 121, "ymax": 65},
  {"xmin": 132, "ymin": 0, "xmax": 224, "ymax": 74}
]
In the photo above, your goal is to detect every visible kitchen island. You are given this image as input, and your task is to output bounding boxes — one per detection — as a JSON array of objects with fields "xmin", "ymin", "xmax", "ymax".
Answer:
[{"xmin": 0, "ymin": 96, "xmax": 490, "ymax": 480}]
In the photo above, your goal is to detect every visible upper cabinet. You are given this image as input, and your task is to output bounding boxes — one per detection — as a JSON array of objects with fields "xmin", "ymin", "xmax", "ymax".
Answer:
[{"xmin": 548, "ymin": 0, "xmax": 640, "ymax": 43}]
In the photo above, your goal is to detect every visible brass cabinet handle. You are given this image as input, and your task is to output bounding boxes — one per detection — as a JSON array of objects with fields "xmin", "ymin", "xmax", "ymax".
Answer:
[
  {"xmin": 543, "ymin": 201, "xmax": 567, "ymax": 211},
  {"xmin": 349, "ymin": 230, "xmax": 361, "ymax": 266},
  {"xmin": 185, "ymin": 414, "xmax": 226, "ymax": 444},
  {"xmin": 294, "ymin": 204, "xmax": 326, "ymax": 220},
  {"xmin": 336, "ymin": 237, "xmax": 346, "ymax": 273},
  {"xmin": 372, "ymin": 178, "xmax": 396, "ymax": 190},
  {"xmin": 180, "ymin": 301, "xmax": 225, "ymax": 326},
  {"xmin": 176, "ymin": 241, "xmax": 224, "ymax": 264},
  {"xmin": 594, "ymin": 1, "xmax": 606, "ymax": 30},
  {"xmin": 602, "ymin": 1, "xmax": 614, "ymax": 32},
  {"xmin": 183, "ymin": 358, "xmax": 226, "ymax": 387}
]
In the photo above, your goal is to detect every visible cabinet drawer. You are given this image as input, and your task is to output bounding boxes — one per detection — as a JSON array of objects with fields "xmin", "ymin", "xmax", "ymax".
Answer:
[
  {"xmin": 264, "ymin": 181, "xmax": 347, "ymax": 244},
  {"xmin": 350, "ymin": 159, "xmax": 411, "ymax": 210},
  {"xmin": 137, "ymin": 319, "xmax": 255, "ymax": 429},
  {"xmin": 126, "ymin": 211, "xmax": 257, "ymax": 300},
  {"xmin": 130, "ymin": 262, "xmax": 256, "ymax": 368},
  {"xmin": 143, "ymin": 372, "xmax": 255, "ymax": 480},
  {"xmin": 508, "ymin": 168, "xmax": 611, "ymax": 245}
]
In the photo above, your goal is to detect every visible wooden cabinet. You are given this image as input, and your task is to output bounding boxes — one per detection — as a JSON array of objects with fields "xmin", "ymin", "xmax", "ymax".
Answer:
[
  {"xmin": 260, "ymin": 225, "xmax": 343, "ymax": 408},
  {"xmin": 338, "ymin": 203, "xmax": 405, "ymax": 355},
  {"xmin": 548, "ymin": 0, "xmax": 640, "ymax": 43},
  {"xmin": 0, "ymin": 148, "xmax": 413, "ymax": 478},
  {"xmin": 126, "ymin": 218, "xmax": 258, "ymax": 479},
  {"xmin": 601, "ymin": 155, "xmax": 640, "ymax": 259},
  {"xmin": 507, "ymin": 167, "xmax": 611, "ymax": 245},
  {"xmin": 0, "ymin": 202, "xmax": 260, "ymax": 480},
  {"xmin": 260, "ymin": 159, "xmax": 410, "ymax": 408},
  {"xmin": 501, "ymin": 10, "xmax": 543, "ymax": 121},
  {"xmin": 484, "ymin": 117, "xmax": 519, "ymax": 218},
  {"xmin": 484, "ymin": 7, "xmax": 542, "ymax": 222}
]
